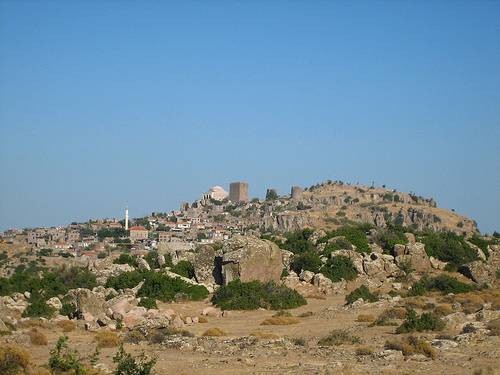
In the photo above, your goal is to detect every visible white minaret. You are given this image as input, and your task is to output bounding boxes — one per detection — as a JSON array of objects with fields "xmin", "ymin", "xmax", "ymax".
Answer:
[{"xmin": 125, "ymin": 207, "xmax": 129, "ymax": 230}]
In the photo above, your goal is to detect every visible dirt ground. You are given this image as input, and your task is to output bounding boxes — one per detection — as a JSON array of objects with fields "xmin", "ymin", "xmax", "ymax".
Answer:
[{"xmin": 19, "ymin": 293, "xmax": 500, "ymax": 375}]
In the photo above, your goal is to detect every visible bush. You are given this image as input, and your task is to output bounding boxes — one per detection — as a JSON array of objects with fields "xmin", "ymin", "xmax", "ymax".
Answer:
[
  {"xmin": 355, "ymin": 346, "xmax": 374, "ymax": 356},
  {"xmin": 409, "ymin": 275, "xmax": 475, "ymax": 296},
  {"xmin": 56, "ymin": 320, "xmax": 76, "ymax": 332},
  {"xmin": 322, "ymin": 238, "xmax": 353, "ymax": 256},
  {"xmin": 48, "ymin": 336, "xmax": 86, "ymax": 374},
  {"xmin": 468, "ymin": 235, "xmax": 498, "ymax": 258},
  {"xmin": 113, "ymin": 254, "xmax": 138, "ymax": 268},
  {"xmin": 28, "ymin": 329, "xmax": 48, "ymax": 345},
  {"xmin": 319, "ymin": 225, "xmax": 371, "ymax": 253},
  {"xmin": 290, "ymin": 251, "xmax": 322, "ymax": 274},
  {"xmin": 261, "ymin": 316, "xmax": 300, "ymax": 325},
  {"xmin": 138, "ymin": 272, "xmax": 208, "ymax": 302},
  {"xmin": 321, "ymin": 255, "xmax": 357, "ymax": 282},
  {"xmin": 138, "ymin": 297, "xmax": 157, "ymax": 309},
  {"xmin": 60, "ymin": 302, "xmax": 77, "ymax": 318},
  {"xmin": 396, "ymin": 308, "xmax": 445, "ymax": 333},
  {"xmin": 345, "ymin": 285, "xmax": 378, "ymax": 304},
  {"xmin": 113, "ymin": 345, "xmax": 156, "ymax": 375},
  {"xmin": 95, "ymin": 331, "xmax": 120, "ymax": 348},
  {"xmin": 421, "ymin": 231, "xmax": 478, "ymax": 270},
  {"xmin": 373, "ymin": 225, "xmax": 408, "ymax": 253},
  {"xmin": 318, "ymin": 330, "xmax": 361, "ymax": 346},
  {"xmin": 0, "ymin": 344, "xmax": 31, "ymax": 374},
  {"xmin": 211, "ymin": 279, "xmax": 306, "ymax": 310},
  {"xmin": 22, "ymin": 293, "xmax": 55, "ymax": 318},
  {"xmin": 356, "ymin": 314, "xmax": 375, "ymax": 322},
  {"xmin": 280, "ymin": 229, "xmax": 316, "ymax": 254},
  {"xmin": 202, "ymin": 328, "xmax": 226, "ymax": 337},
  {"xmin": 170, "ymin": 261, "xmax": 195, "ymax": 279},
  {"xmin": 487, "ymin": 318, "xmax": 500, "ymax": 336},
  {"xmin": 106, "ymin": 271, "xmax": 145, "ymax": 290},
  {"xmin": 385, "ymin": 336, "xmax": 436, "ymax": 359}
]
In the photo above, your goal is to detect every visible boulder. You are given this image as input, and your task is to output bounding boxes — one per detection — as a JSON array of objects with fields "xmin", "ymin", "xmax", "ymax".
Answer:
[
  {"xmin": 137, "ymin": 258, "xmax": 151, "ymax": 272},
  {"xmin": 90, "ymin": 258, "xmax": 135, "ymax": 283},
  {"xmin": 193, "ymin": 244, "xmax": 221, "ymax": 285},
  {"xmin": 67, "ymin": 288, "xmax": 107, "ymax": 319},
  {"xmin": 0, "ymin": 318, "xmax": 9, "ymax": 333},
  {"xmin": 404, "ymin": 233, "xmax": 416, "ymax": 244},
  {"xmin": 221, "ymin": 235, "xmax": 282, "ymax": 284},
  {"xmin": 157, "ymin": 254, "xmax": 166, "ymax": 268},
  {"xmin": 202, "ymin": 306, "xmax": 221, "ymax": 317},
  {"xmin": 122, "ymin": 306, "xmax": 148, "ymax": 328},
  {"xmin": 459, "ymin": 261, "xmax": 495, "ymax": 285},
  {"xmin": 299, "ymin": 270, "xmax": 315, "ymax": 283},
  {"xmin": 334, "ymin": 250, "xmax": 364, "ymax": 274},
  {"xmin": 312, "ymin": 273, "xmax": 346, "ymax": 294},
  {"xmin": 393, "ymin": 244, "xmax": 406, "ymax": 257},
  {"xmin": 46, "ymin": 297, "xmax": 62, "ymax": 310},
  {"xmin": 429, "ymin": 256, "xmax": 447, "ymax": 270},
  {"xmin": 394, "ymin": 242, "xmax": 431, "ymax": 272},
  {"xmin": 308, "ymin": 229, "xmax": 327, "ymax": 245},
  {"xmin": 281, "ymin": 250, "xmax": 294, "ymax": 270}
]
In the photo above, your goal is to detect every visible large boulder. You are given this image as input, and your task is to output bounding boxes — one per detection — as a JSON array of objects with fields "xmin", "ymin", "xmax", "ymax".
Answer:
[
  {"xmin": 334, "ymin": 250, "xmax": 364, "ymax": 274},
  {"xmin": 394, "ymin": 242, "xmax": 431, "ymax": 273},
  {"xmin": 67, "ymin": 288, "xmax": 107, "ymax": 319},
  {"xmin": 193, "ymin": 245, "xmax": 222, "ymax": 286},
  {"xmin": 221, "ymin": 235, "xmax": 283, "ymax": 284},
  {"xmin": 459, "ymin": 261, "xmax": 495, "ymax": 286},
  {"xmin": 90, "ymin": 258, "xmax": 135, "ymax": 284}
]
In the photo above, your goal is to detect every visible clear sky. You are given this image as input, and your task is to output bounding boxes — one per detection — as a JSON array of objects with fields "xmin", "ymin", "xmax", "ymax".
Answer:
[{"xmin": 0, "ymin": 1, "xmax": 499, "ymax": 233}]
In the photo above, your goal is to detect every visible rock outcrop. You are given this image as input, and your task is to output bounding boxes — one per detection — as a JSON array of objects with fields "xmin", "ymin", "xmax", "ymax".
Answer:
[
  {"xmin": 394, "ymin": 242, "xmax": 431, "ymax": 273},
  {"xmin": 221, "ymin": 235, "xmax": 282, "ymax": 284}
]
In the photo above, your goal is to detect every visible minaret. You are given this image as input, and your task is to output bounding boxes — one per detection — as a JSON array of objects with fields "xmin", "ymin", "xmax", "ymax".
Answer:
[{"xmin": 125, "ymin": 207, "xmax": 129, "ymax": 230}]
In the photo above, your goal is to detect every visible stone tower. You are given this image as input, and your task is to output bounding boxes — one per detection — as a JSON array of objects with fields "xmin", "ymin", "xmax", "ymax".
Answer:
[
  {"xmin": 229, "ymin": 182, "xmax": 249, "ymax": 203},
  {"xmin": 291, "ymin": 186, "xmax": 303, "ymax": 200}
]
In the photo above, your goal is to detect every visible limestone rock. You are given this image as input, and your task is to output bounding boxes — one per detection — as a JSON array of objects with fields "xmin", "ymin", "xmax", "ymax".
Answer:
[
  {"xmin": 308, "ymin": 229, "xmax": 327, "ymax": 245},
  {"xmin": 429, "ymin": 256, "xmax": 447, "ymax": 270},
  {"xmin": 202, "ymin": 306, "xmax": 221, "ymax": 317},
  {"xmin": 67, "ymin": 288, "xmax": 107, "ymax": 319},
  {"xmin": 193, "ymin": 244, "xmax": 221, "ymax": 286},
  {"xmin": 46, "ymin": 297, "xmax": 62, "ymax": 310},
  {"xmin": 459, "ymin": 261, "xmax": 495, "ymax": 285},
  {"xmin": 334, "ymin": 250, "xmax": 364, "ymax": 274},
  {"xmin": 137, "ymin": 257, "xmax": 151, "ymax": 272},
  {"xmin": 299, "ymin": 270, "xmax": 315, "ymax": 283},
  {"xmin": 221, "ymin": 235, "xmax": 282, "ymax": 284},
  {"xmin": 394, "ymin": 242, "xmax": 431, "ymax": 272}
]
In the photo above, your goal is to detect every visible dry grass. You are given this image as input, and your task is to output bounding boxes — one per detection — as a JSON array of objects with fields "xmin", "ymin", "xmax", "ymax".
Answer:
[
  {"xmin": 198, "ymin": 316, "xmax": 208, "ymax": 323},
  {"xmin": 356, "ymin": 314, "xmax": 375, "ymax": 322},
  {"xmin": 298, "ymin": 311, "xmax": 314, "ymax": 318},
  {"xmin": 260, "ymin": 317, "xmax": 300, "ymax": 325},
  {"xmin": 381, "ymin": 307, "xmax": 407, "ymax": 319},
  {"xmin": 473, "ymin": 367, "xmax": 500, "ymax": 375},
  {"xmin": 31, "ymin": 368, "xmax": 52, "ymax": 375},
  {"xmin": 28, "ymin": 328, "xmax": 48, "ymax": 346},
  {"xmin": 304, "ymin": 292, "xmax": 327, "ymax": 300},
  {"xmin": 434, "ymin": 304, "xmax": 453, "ymax": 317},
  {"xmin": 404, "ymin": 297, "xmax": 428, "ymax": 310},
  {"xmin": 318, "ymin": 330, "xmax": 361, "ymax": 346},
  {"xmin": 202, "ymin": 327, "xmax": 226, "ymax": 337},
  {"xmin": 273, "ymin": 310, "xmax": 292, "ymax": 317},
  {"xmin": 17, "ymin": 319, "xmax": 52, "ymax": 330},
  {"xmin": 0, "ymin": 344, "xmax": 31, "ymax": 374},
  {"xmin": 487, "ymin": 318, "xmax": 500, "ymax": 336},
  {"xmin": 56, "ymin": 320, "xmax": 76, "ymax": 332},
  {"xmin": 250, "ymin": 331, "xmax": 280, "ymax": 339},
  {"xmin": 385, "ymin": 336, "xmax": 436, "ymax": 359},
  {"xmin": 355, "ymin": 346, "xmax": 374, "ymax": 356},
  {"xmin": 95, "ymin": 331, "xmax": 120, "ymax": 348}
]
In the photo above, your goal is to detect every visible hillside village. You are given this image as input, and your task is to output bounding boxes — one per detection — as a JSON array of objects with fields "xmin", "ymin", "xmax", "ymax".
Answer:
[{"xmin": 0, "ymin": 180, "xmax": 499, "ymax": 375}]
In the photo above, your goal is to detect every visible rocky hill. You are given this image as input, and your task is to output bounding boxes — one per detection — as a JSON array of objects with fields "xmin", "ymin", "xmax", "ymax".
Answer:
[{"xmin": 257, "ymin": 181, "xmax": 476, "ymax": 234}]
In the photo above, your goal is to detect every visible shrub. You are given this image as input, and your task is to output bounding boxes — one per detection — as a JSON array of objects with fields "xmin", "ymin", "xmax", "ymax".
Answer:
[
  {"xmin": 355, "ymin": 346, "xmax": 374, "ymax": 356},
  {"xmin": 48, "ymin": 336, "xmax": 86, "ymax": 374},
  {"xmin": 280, "ymin": 229, "xmax": 315, "ymax": 254},
  {"xmin": 468, "ymin": 234, "xmax": 498, "ymax": 258},
  {"xmin": 22, "ymin": 293, "xmax": 55, "ymax": 318},
  {"xmin": 28, "ymin": 328, "xmax": 48, "ymax": 345},
  {"xmin": 409, "ymin": 275, "xmax": 475, "ymax": 296},
  {"xmin": 261, "ymin": 316, "xmax": 300, "ymax": 325},
  {"xmin": 385, "ymin": 336, "xmax": 436, "ymax": 359},
  {"xmin": 211, "ymin": 279, "xmax": 306, "ymax": 310},
  {"xmin": 113, "ymin": 345, "xmax": 156, "ymax": 375},
  {"xmin": 321, "ymin": 256, "xmax": 357, "ymax": 282},
  {"xmin": 421, "ymin": 231, "xmax": 478, "ymax": 270},
  {"xmin": 290, "ymin": 251, "xmax": 322, "ymax": 274},
  {"xmin": 487, "ymin": 318, "xmax": 500, "ymax": 336},
  {"xmin": 319, "ymin": 225, "xmax": 371, "ymax": 253},
  {"xmin": 138, "ymin": 272, "xmax": 208, "ymax": 302},
  {"xmin": 434, "ymin": 304, "xmax": 453, "ymax": 317},
  {"xmin": 170, "ymin": 261, "xmax": 195, "ymax": 279},
  {"xmin": 322, "ymin": 238, "xmax": 353, "ymax": 256},
  {"xmin": 345, "ymin": 285, "xmax": 378, "ymax": 304},
  {"xmin": 124, "ymin": 330, "xmax": 146, "ymax": 344},
  {"xmin": 0, "ymin": 344, "xmax": 31, "ymax": 374},
  {"xmin": 318, "ymin": 330, "xmax": 361, "ymax": 346},
  {"xmin": 113, "ymin": 254, "xmax": 138, "ymax": 268},
  {"xmin": 95, "ymin": 331, "xmax": 120, "ymax": 348},
  {"xmin": 356, "ymin": 314, "xmax": 375, "ymax": 322},
  {"xmin": 202, "ymin": 328, "xmax": 226, "ymax": 337},
  {"xmin": 396, "ymin": 308, "xmax": 445, "ymax": 333},
  {"xmin": 60, "ymin": 302, "xmax": 77, "ymax": 318},
  {"xmin": 138, "ymin": 297, "xmax": 157, "ymax": 309},
  {"xmin": 56, "ymin": 320, "xmax": 76, "ymax": 332},
  {"xmin": 250, "ymin": 331, "xmax": 280, "ymax": 339},
  {"xmin": 298, "ymin": 311, "xmax": 314, "ymax": 318},
  {"xmin": 106, "ymin": 271, "xmax": 145, "ymax": 290},
  {"xmin": 198, "ymin": 316, "xmax": 208, "ymax": 323},
  {"xmin": 373, "ymin": 225, "xmax": 408, "ymax": 253}
]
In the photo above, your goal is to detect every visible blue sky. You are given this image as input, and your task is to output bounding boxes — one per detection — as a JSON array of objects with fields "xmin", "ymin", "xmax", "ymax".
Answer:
[{"xmin": 0, "ymin": 1, "xmax": 499, "ymax": 233}]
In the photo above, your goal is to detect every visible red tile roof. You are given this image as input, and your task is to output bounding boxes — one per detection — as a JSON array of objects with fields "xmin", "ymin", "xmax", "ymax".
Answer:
[{"xmin": 129, "ymin": 226, "xmax": 147, "ymax": 231}]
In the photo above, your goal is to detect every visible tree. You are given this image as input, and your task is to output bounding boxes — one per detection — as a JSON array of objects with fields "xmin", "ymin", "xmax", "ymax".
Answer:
[{"xmin": 266, "ymin": 189, "xmax": 278, "ymax": 201}]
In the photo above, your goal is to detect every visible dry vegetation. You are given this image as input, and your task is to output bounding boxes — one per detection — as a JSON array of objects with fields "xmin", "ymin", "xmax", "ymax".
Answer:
[
  {"xmin": 261, "ymin": 316, "xmax": 300, "ymax": 325},
  {"xmin": 202, "ymin": 328, "xmax": 226, "ymax": 337},
  {"xmin": 28, "ymin": 329, "xmax": 48, "ymax": 346},
  {"xmin": 94, "ymin": 331, "xmax": 120, "ymax": 348},
  {"xmin": 385, "ymin": 336, "xmax": 436, "ymax": 359},
  {"xmin": 56, "ymin": 320, "xmax": 76, "ymax": 332}
]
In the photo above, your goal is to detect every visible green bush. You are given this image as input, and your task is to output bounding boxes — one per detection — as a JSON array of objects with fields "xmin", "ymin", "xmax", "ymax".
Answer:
[
  {"xmin": 59, "ymin": 302, "xmax": 77, "ymax": 318},
  {"xmin": 106, "ymin": 271, "xmax": 145, "ymax": 290},
  {"xmin": 321, "ymin": 256, "xmax": 357, "ymax": 282},
  {"xmin": 421, "ymin": 231, "xmax": 478, "ymax": 270},
  {"xmin": 211, "ymin": 279, "xmax": 306, "ymax": 310},
  {"xmin": 113, "ymin": 345, "xmax": 156, "ymax": 375},
  {"xmin": 373, "ymin": 225, "xmax": 408, "ymax": 253},
  {"xmin": 319, "ymin": 225, "xmax": 371, "ymax": 253},
  {"xmin": 322, "ymin": 238, "xmax": 352, "ymax": 257},
  {"xmin": 468, "ymin": 234, "xmax": 498, "ymax": 258},
  {"xmin": 396, "ymin": 308, "xmax": 445, "ymax": 333},
  {"xmin": 138, "ymin": 297, "xmax": 157, "ymax": 310},
  {"xmin": 138, "ymin": 272, "xmax": 208, "ymax": 302},
  {"xmin": 48, "ymin": 336, "xmax": 85, "ymax": 374},
  {"xmin": 409, "ymin": 275, "xmax": 475, "ymax": 296},
  {"xmin": 113, "ymin": 254, "xmax": 138, "ymax": 268},
  {"xmin": 345, "ymin": 285, "xmax": 378, "ymax": 304},
  {"xmin": 290, "ymin": 251, "xmax": 322, "ymax": 274},
  {"xmin": 281, "ymin": 229, "xmax": 316, "ymax": 254},
  {"xmin": 22, "ymin": 293, "xmax": 55, "ymax": 318},
  {"xmin": 170, "ymin": 261, "xmax": 195, "ymax": 279}
]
